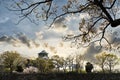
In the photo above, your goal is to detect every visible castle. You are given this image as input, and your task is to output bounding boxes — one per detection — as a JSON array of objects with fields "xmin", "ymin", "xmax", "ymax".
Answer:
[{"xmin": 38, "ymin": 50, "xmax": 49, "ymax": 59}]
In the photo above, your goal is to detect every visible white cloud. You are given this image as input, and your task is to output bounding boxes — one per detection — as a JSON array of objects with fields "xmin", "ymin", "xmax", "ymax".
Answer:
[
  {"xmin": 79, "ymin": 13, "xmax": 90, "ymax": 19},
  {"xmin": 35, "ymin": 31, "xmax": 43, "ymax": 40},
  {"xmin": 37, "ymin": 30, "xmax": 62, "ymax": 39},
  {"xmin": 65, "ymin": 13, "xmax": 90, "ymax": 22}
]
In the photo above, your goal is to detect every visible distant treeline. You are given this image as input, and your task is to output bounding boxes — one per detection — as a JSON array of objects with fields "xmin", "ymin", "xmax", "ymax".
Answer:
[{"xmin": 0, "ymin": 51, "xmax": 120, "ymax": 74}]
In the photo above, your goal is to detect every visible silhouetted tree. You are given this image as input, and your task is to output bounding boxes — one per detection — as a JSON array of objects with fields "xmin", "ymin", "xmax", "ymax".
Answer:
[{"xmin": 85, "ymin": 62, "xmax": 93, "ymax": 73}]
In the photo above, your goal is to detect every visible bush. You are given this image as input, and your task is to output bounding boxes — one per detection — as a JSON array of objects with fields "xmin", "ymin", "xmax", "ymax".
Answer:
[{"xmin": 16, "ymin": 66, "xmax": 23, "ymax": 72}]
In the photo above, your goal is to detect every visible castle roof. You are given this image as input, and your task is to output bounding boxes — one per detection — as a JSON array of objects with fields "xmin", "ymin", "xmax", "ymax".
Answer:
[{"xmin": 38, "ymin": 50, "xmax": 48, "ymax": 54}]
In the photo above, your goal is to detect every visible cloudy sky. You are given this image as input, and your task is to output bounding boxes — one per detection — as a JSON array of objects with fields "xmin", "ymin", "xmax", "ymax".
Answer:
[
  {"xmin": 0, "ymin": 0, "xmax": 120, "ymax": 60},
  {"xmin": 0, "ymin": 0, "xmax": 80, "ymax": 59}
]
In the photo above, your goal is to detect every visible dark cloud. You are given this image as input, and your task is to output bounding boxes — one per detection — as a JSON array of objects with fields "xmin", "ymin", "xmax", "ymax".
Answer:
[
  {"xmin": 0, "ymin": 33, "xmax": 40, "ymax": 48},
  {"xmin": 84, "ymin": 30, "xmax": 120, "ymax": 61},
  {"xmin": 53, "ymin": 17, "xmax": 68, "ymax": 32},
  {"xmin": 112, "ymin": 37, "xmax": 120, "ymax": 47},
  {"xmin": 16, "ymin": 33, "xmax": 40, "ymax": 48},
  {"xmin": 84, "ymin": 43, "xmax": 102, "ymax": 61},
  {"xmin": 83, "ymin": 29, "xmax": 120, "ymax": 62},
  {"xmin": 109, "ymin": 31, "xmax": 120, "ymax": 47},
  {"xmin": 17, "ymin": 33, "xmax": 31, "ymax": 47},
  {"xmin": 106, "ymin": 31, "xmax": 120, "ymax": 50},
  {"xmin": 0, "ymin": 35, "xmax": 17, "ymax": 43}
]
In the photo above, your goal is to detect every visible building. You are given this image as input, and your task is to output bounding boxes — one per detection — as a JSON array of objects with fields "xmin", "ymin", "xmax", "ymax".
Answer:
[{"xmin": 38, "ymin": 50, "xmax": 49, "ymax": 59}]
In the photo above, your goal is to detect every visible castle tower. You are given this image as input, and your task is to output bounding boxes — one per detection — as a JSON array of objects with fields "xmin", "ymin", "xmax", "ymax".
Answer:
[{"xmin": 38, "ymin": 50, "xmax": 49, "ymax": 59}]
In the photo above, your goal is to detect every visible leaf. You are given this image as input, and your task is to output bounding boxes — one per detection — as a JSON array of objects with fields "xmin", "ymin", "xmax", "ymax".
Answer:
[{"xmin": 81, "ymin": 18, "xmax": 85, "ymax": 25}]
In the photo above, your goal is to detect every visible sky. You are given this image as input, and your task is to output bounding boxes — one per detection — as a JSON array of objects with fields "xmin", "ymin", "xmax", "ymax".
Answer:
[
  {"xmin": 0, "ymin": 0, "xmax": 120, "ymax": 61},
  {"xmin": 0, "ymin": 0, "xmax": 81, "ymax": 59}
]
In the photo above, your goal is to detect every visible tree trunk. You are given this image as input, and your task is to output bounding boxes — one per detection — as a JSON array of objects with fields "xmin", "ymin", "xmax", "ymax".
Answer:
[
  {"xmin": 69, "ymin": 66, "xmax": 71, "ymax": 72},
  {"xmin": 102, "ymin": 65, "xmax": 105, "ymax": 73},
  {"xmin": 63, "ymin": 67, "xmax": 66, "ymax": 73},
  {"xmin": 10, "ymin": 66, "xmax": 13, "ymax": 73},
  {"xmin": 57, "ymin": 67, "xmax": 59, "ymax": 72},
  {"xmin": 109, "ymin": 63, "xmax": 112, "ymax": 73}
]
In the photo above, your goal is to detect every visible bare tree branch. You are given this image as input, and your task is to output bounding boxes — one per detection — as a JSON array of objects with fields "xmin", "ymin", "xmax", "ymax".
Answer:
[
  {"xmin": 98, "ymin": 23, "xmax": 110, "ymax": 49},
  {"xmin": 49, "ymin": 3, "xmax": 90, "ymax": 28},
  {"xmin": 44, "ymin": 1, "xmax": 53, "ymax": 21},
  {"xmin": 5, "ymin": 0, "xmax": 120, "ymax": 49},
  {"xmin": 105, "ymin": 0, "xmax": 117, "ymax": 9},
  {"xmin": 14, "ymin": 0, "xmax": 53, "ymax": 11}
]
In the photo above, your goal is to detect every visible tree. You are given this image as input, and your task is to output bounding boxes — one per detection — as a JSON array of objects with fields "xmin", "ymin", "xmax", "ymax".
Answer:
[
  {"xmin": 14, "ymin": 57, "xmax": 26, "ymax": 72},
  {"xmin": 95, "ymin": 52, "xmax": 119, "ymax": 73},
  {"xmin": 47, "ymin": 59, "xmax": 55, "ymax": 72},
  {"xmin": 14, "ymin": 57, "xmax": 26, "ymax": 67},
  {"xmin": 62, "ymin": 57, "xmax": 68, "ymax": 73},
  {"xmin": 95, "ymin": 52, "xmax": 107, "ymax": 72},
  {"xmin": 75, "ymin": 54, "xmax": 85, "ymax": 73},
  {"xmin": 0, "ymin": 51, "xmax": 21, "ymax": 73},
  {"xmin": 16, "ymin": 65, "xmax": 23, "ymax": 72},
  {"xmin": 66, "ymin": 55, "xmax": 74, "ymax": 72},
  {"xmin": 6, "ymin": 0, "xmax": 120, "ymax": 48},
  {"xmin": 51, "ymin": 55, "xmax": 63, "ymax": 72},
  {"xmin": 34, "ymin": 58, "xmax": 54, "ymax": 73},
  {"xmin": 25, "ymin": 59, "xmax": 31, "ymax": 68},
  {"xmin": 105, "ymin": 53, "xmax": 119, "ymax": 73},
  {"xmin": 85, "ymin": 62, "xmax": 93, "ymax": 73}
]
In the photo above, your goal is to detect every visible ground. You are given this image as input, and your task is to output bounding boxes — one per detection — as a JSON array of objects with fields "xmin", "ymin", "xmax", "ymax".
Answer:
[{"xmin": 0, "ymin": 73, "xmax": 120, "ymax": 80}]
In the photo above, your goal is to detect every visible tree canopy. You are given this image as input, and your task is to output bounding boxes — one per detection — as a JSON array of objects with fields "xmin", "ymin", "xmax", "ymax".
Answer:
[
  {"xmin": 0, "ymin": 51, "xmax": 22, "ymax": 73},
  {"xmin": 6, "ymin": 0, "xmax": 120, "ymax": 49},
  {"xmin": 95, "ymin": 52, "xmax": 119, "ymax": 73}
]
